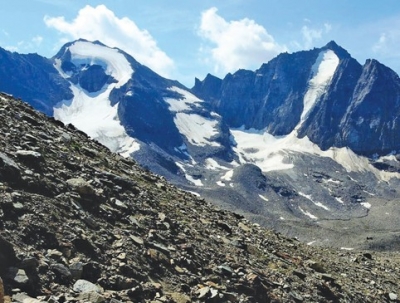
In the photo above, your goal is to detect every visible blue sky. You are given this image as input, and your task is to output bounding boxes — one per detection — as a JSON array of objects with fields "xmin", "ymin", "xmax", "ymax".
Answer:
[{"xmin": 1, "ymin": 0, "xmax": 400, "ymax": 86}]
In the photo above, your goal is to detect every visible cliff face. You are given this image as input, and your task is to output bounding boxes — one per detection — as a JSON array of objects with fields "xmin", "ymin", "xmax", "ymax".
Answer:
[{"xmin": 193, "ymin": 42, "xmax": 400, "ymax": 156}]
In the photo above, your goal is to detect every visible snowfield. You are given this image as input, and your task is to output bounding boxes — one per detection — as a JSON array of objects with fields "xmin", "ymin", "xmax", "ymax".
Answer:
[
  {"xmin": 165, "ymin": 87, "xmax": 221, "ymax": 147},
  {"xmin": 53, "ymin": 41, "xmax": 139, "ymax": 157}
]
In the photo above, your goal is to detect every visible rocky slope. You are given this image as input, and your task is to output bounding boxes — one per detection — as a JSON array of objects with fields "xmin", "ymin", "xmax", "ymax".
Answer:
[{"xmin": 1, "ymin": 94, "xmax": 400, "ymax": 302}]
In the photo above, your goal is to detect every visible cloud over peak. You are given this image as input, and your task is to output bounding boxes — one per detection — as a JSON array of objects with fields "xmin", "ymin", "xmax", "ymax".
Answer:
[
  {"xmin": 198, "ymin": 7, "xmax": 287, "ymax": 75},
  {"xmin": 44, "ymin": 5, "xmax": 174, "ymax": 77}
]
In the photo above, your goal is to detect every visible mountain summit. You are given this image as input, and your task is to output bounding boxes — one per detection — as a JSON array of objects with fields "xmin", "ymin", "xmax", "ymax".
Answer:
[{"xmin": 1, "ymin": 40, "xmax": 400, "ymax": 249}]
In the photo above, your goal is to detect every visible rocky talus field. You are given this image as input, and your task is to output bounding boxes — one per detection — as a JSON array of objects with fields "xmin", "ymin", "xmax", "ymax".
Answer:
[{"xmin": 0, "ymin": 93, "xmax": 400, "ymax": 302}]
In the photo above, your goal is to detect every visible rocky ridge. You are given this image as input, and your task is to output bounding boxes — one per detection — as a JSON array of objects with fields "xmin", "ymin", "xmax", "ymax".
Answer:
[{"xmin": 1, "ymin": 95, "xmax": 400, "ymax": 302}]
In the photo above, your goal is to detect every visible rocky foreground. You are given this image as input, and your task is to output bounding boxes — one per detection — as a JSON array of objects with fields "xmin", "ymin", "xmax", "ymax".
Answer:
[{"xmin": 0, "ymin": 93, "xmax": 399, "ymax": 303}]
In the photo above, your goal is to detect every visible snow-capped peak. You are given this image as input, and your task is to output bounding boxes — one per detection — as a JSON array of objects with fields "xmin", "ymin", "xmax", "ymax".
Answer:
[
  {"xmin": 53, "ymin": 40, "xmax": 139, "ymax": 157},
  {"xmin": 66, "ymin": 40, "xmax": 133, "ymax": 88}
]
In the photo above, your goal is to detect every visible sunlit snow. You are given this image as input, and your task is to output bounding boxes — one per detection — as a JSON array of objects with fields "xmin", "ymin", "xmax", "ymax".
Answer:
[
  {"xmin": 361, "ymin": 202, "xmax": 371, "ymax": 209},
  {"xmin": 165, "ymin": 87, "xmax": 220, "ymax": 147},
  {"xmin": 174, "ymin": 113, "xmax": 220, "ymax": 147},
  {"xmin": 298, "ymin": 206, "xmax": 318, "ymax": 220},
  {"xmin": 165, "ymin": 86, "xmax": 203, "ymax": 112},
  {"xmin": 298, "ymin": 50, "xmax": 339, "ymax": 128},
  {"xmin": 53, "ymin": 41, "xmax": 139, "ymax": 157},
  {"xmin": 205, "ymin": 158, "xmax": 229, "ymax": 170},
  {"xmin": 68, "ymin": 41, "xmax": 133, "ymax": 88},
  {"xmin": 231, "ymin": 127, "xmax": 400, "ymax": 181},
  {"xmin": 175, "ymin": 161, "xmax": 204, "ymax": 186},
  {"xmin": 221, "ymin": 170, "xmax": 234, "ymax": 181},
  {"xmin": 299, "ymin": 192, "xmax": 329, "ymax": 211}
]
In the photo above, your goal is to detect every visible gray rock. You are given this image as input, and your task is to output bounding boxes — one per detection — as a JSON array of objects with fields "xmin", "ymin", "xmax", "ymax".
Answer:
[
  {"xmin": 77, "ymin": 292, "xmax": 105, "ymax": 303},
  {"xmin": 51, "ymin": 264, "xmax": 72, "ymax": 280},
  {"xmin": 12, "ymin": 293, "xmax": 41, "ymax": 303},
  {"xmin": 12, "ymin": 269, "xmax": 29, "ymax": 285},
  {"xmin": 69, "ymin": 262, "xmax": 84, "ymax": 280},
  {"xmin": 20, "ymin": 257, "xmax": 39, "ymax": 270},
  {"xmin": 15, "ymin": 150, "xmax": 43, "ymax": 161},
  {"xmin": 66, "ymin": 177, "xmax": 96, "ymax": 195},
  {"xmin": 0, "ymin": 152, "xmax": 21, "ymax": 183},
  {"xmin": 389, "ymin": 293, "xmax": 398, "ymax": 301},
  {"xmin": 73, "ymin": 279, "xmax": 102, "ymax": 294}
]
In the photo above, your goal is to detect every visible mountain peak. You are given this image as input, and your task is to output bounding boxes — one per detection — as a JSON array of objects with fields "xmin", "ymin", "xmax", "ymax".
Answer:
[{"xmin": 322, "ymin": 40, "xmax": 351, "ymax": 58}]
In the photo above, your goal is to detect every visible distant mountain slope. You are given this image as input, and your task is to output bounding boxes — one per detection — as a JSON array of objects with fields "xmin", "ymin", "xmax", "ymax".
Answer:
[{"xmin": 2, "ymin": 40, "xmax": 400, "ymax": 249}]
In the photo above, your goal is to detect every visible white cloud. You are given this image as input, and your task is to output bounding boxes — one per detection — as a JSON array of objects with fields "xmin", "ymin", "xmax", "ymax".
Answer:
[
  {"xmin": 198, "ymin": 7, "xmax": 286, "ymax": 75},
  {"xmin": 4, "ymin": 36, "xmax": 43, "ymax": 53},
  {"xmin": 301, "ymin": 23, "xmax": 332, "ymax": 49},
  {"xmin": 44, "ymin": 5, "xmax": 174, "ymax": 77},
  {"xmin": 372, "ymin": 33, "xmax": 387, "ymax": 53},
  {"xmin": 4, "ymin": 46, "xmax": 18, "ymax": 52},
  {"xmin": 32, "ymin": 35, "xmax": 43, "ymax": 46}
]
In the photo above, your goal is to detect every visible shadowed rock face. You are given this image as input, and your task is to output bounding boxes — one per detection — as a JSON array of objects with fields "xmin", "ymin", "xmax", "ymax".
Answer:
[
  {"xmin": 0, "ymin": 92, "xmax": 400, "ymax": 303},
  {"xmin": 193, "ymin": 42, "xmax": 400, "ymax": 156}
]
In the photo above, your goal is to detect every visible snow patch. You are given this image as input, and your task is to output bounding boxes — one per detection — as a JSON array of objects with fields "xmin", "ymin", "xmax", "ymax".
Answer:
[
  {"xmin": 54, "ymin": 86, "xmax": 140, "ymax": 156},
  {"xmin": 53, "ymin": 41, "xmax": 138, "ymax": 157},
  {"xmin": 299, "ymin": 192, "xmax": 329, "ymax": 210},
  {"xmin": 324, "ymin": 178, "xmax": 341, "ymax": 184},
  {"xmin": 298, "ymin": 50, "xmax": 339, "ymax": 128},
  {"xmin": 340, "ymin": 247, "xmax": 354, "ymax": 251},
  {"xmin": 68, "ymin": 41, "xmax": 133, "ymax": 88},
  {"xmin": 174, "ymin": 113, "xmax": 220, "ymax": 147},
  {"xmin": 335, "ymin": 197, "xmax": 344, "ymax": 204},
  {"xmin": 221, "ymin": 170, "xmax": 234, "ymax": 181},
  {"xmin": 205, "ymin": 158, "xmax": 229, "ymax": 170},
  {"xmin": 361, "ymin": 202, "xmax": 371, "ymax": 209},
  {"xmin": 258, "ymin": 195, "xmax": 269, "ymax": 202},
  {"xmin": 230, "ymin": 127, "xmax": 400, "ymax": 181},
  {"xmin": 175, "ymin": 162, "xmax": 204, "ymax": 187},
  {"xmin": 165, "ymin": 86, "xmax": 203, "ymax": 112},
  {"xmin": 216, "ymin": 181, "xmax": 226, "ymax": 187},
  {"xmin": 298, "ymin": 207, "xmax": 318, "ymax": 220}
]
